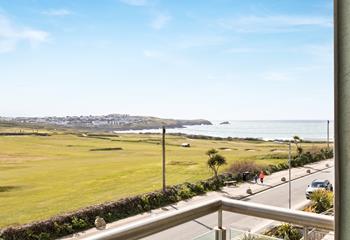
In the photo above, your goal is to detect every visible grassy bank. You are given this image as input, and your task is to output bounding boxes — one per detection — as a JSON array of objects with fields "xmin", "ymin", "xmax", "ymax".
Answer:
[{"xmin": 0, "ymin": 126, "xmax": 329, "ymax": 227}]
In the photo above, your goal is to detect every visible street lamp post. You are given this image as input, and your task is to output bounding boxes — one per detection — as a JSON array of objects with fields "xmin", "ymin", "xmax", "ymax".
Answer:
[
  {"xmin": 288, "ymin": 141, "xmax": 292, "ymax": 209},
  {"xmin": 162, "ymin": 126, "xmax": 166, "ymax": 192},
  {"xmin": 327, "ymin": 120, "xmax": 330, "ymax": 149},
  {"xmin": 275, "ymin": 140, "xmax": 292, "ymax": 209}
]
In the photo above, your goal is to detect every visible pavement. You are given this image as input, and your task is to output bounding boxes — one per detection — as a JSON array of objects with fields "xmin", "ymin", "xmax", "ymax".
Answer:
[{"xmin": 62, "ymin": 158, "xmax": 334, "ymax": 240}]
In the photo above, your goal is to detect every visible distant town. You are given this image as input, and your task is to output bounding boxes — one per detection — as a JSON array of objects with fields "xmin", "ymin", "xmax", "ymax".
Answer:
[{"xmin": 0, "ymin": 114, "xmax": 212, "ymax": 131}]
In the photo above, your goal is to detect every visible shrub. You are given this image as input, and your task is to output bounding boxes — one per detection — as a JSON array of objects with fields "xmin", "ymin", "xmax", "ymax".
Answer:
[
  {"xmin": 310, "ymin": 189, "xmax": 333, "ymax": 213},
  {"xmin": 53, "ymin": 222, "xmax": 74, "ymax": 236},
  {"xmin": 228, "ymin": 160, "xmax": 260, "ymax": 180},
  {"xmin": 185, "ymin": 182, "xmax": 205, "ymax": 195},
  {"xmin": 200, "ymin": 177, "xmax": 224, "ymax": 191},
  {"xmin": 177, "ymin": 185, "xmax": 195, "ymax": 199},
  {"xmin": 274, "ymin": 223, "xmax": 302, "ymax": 240},
  {"xmin": 286, "ymin": 148, "xmax": 333, "ymax": 169},
  {"xmin": 71, "ymin": 217, "xmax": 88, "ymax": 230},
  {"xmin": 27, "ymin": 231, "xmax": 51, "ymax": 240},
  {"xmin": 278, "ymin": 162, "xmax": 289, "ymax": 170}
]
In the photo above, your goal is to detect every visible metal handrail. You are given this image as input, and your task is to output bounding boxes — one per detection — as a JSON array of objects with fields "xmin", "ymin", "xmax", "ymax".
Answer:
[
  {"xmin": 82, "ymin": 197, "xmax": 334, "ymax": 240},
  {"xmin": 221, "ymin": 199, "xmax": 334, "ymax": 231}
]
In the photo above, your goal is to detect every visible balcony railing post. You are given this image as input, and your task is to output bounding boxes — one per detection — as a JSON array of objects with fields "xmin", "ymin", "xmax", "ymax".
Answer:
[
  {"xmin": 303, "ymin": 226, "xmax": 308, "ymax": 240},
  {"xmin": 214, "ymin": 209, "xmax": 226, "ymax": 240},
  {"xmin": 218, "ymin": 209, "xmax": 222, "ymax": 228},
  {"xmin": 214, "ymin": 226, "xmax": 226, "ymax": 240}
]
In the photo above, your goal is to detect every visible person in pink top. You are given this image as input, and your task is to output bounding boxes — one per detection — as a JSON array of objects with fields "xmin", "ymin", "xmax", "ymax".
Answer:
[{"xmin": 259, "ymin": 170, "xmax": 265, "ymax": 184}]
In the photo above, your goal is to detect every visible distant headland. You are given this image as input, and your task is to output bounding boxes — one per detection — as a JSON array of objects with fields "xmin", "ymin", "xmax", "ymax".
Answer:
[{"xmin": 0, "ymin": 114, "xmax": 212, "ymax": 131}]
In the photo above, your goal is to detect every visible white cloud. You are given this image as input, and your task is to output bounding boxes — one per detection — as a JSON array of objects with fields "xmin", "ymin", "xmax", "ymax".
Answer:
[
  {"xmin": 218, "ymin": 15, "xmax": 332, "ymax": 33},
  {"xmin": 42, "ymin": 9, "xmax": 72, "ymax": 16},
  {"xmin": 151, "ymin": 14, "xmax": 171, "ymax": 30},
  {"xmin": 0, "ymin": 15, "xmax": 49, "ymax": 53},
  {"xmin": 0, "ymin": 39, "xmax": 16, "ymax": 53},
  {"xmin": 21, "ymin": 29, "xmax": 49, "ymax": 43},
  {"xmin": 119, "ymin": 0, "xmax": 148, "ymax": 6}
]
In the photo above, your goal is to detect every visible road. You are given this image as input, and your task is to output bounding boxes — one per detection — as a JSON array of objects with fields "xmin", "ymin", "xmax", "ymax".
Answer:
[{"xmin": 144, "ymin": 167, "xmax": 334, "ymax": 240}]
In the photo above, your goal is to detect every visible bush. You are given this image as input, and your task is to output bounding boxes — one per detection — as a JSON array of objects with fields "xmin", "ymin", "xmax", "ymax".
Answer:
[
  {"xmin": 292, "ymin": 148, "xmax": 333, "ymax": 167},
  {"xmin": 185, "ymin": 182, "xmax": 205, "ymax": 195},
  {"xmin": 310, "ymin": 189, "xmax": 333, "ymax": 213},
  {"xmin": 53, "ymin": 222, "xmax": 74, "ymax": 236},
  {"xmin": 274, "ymin": 224, "xmax": 302, "ymax": 240},
  {"xmin": 228, "ymin": 160, "xmax": 261, "ymax": 180},
  {"xmin": 71, "ymin": 217, "xmax": 88, "ymax": 230},
  {"xmin": 177, "ymin": 185, "xmax": 195, "ymax": 199}
]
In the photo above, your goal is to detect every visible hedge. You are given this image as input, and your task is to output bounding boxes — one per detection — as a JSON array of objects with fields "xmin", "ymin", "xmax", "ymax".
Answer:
[
  {"xmin": 264, "ymin": 148, "xmax": 333, "ymax": 175},
  {"xmin": 0, "ymin": 179, "xmax": 224, "ymax": 240},
  {"xmin": 0, "ymin": 148, "xmax": 332, "ymax": 240}
]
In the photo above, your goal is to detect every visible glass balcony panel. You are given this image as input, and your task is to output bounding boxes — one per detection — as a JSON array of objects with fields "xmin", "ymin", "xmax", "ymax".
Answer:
[
  {"xmin": 192, "ymin": 230, "xmax": 215, "ymax": 240},
  {"xmin": 230, "ymin": 228, "xmax": 281, "ymax": 240},
  {"xmin": 306, "ymin": 229, "xmax": 334, "ymax": 240}
]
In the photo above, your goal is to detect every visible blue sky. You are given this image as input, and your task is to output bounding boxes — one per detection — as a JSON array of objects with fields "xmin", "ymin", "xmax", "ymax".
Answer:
[{"xmin": 0, "ymin": 0, "xmax": 333, "ymax": 120}]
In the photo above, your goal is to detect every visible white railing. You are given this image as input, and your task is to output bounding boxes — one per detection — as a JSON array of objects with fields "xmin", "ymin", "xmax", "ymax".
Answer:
[{"xmin": 82, "ymin": 198, "xmax": 334, "ymax": 240}]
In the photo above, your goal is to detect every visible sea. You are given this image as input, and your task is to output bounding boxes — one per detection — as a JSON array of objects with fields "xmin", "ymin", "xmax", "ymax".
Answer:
[{"xmin": 116, "ymin": 120, "xmax": 334, "ymax": 141}]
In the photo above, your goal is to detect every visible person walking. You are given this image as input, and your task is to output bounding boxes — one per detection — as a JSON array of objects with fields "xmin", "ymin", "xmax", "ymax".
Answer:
[
  {"xmin": 254, "ymin": 174, "xmax": 258, "ymax": 183},
  {"xmin": 259, "ymin": 170, "xmax": 265, "ymax": 184}
]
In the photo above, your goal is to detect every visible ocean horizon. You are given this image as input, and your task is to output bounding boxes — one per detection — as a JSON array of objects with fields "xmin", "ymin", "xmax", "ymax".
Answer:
[{"xmin": 116, "ymin": 120, "xmax": 334, "ymax": 141}]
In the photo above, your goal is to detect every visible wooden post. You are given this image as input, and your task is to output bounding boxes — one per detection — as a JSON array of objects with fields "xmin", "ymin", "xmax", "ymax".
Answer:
[{"xmin": 162, "ymin": 126, "xmax": 166, "ymax": 191}]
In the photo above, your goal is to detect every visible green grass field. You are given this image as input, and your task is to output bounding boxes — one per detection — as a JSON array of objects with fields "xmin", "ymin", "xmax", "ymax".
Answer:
[{"xmin": 0, "ymin": 126, "xmax": 328, "ymax": 227}]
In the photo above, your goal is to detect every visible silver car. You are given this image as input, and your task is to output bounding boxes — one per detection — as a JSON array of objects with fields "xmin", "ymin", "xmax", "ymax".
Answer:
[{"xmin": 305, "ymin": 179, "xmax": 333, "ymax": 199}]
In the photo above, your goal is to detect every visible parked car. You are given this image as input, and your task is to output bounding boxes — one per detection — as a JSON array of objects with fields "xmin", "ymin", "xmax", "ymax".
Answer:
[{"xmin": 306, "ymin": 179, "xmax": 333, "ymax": 199}]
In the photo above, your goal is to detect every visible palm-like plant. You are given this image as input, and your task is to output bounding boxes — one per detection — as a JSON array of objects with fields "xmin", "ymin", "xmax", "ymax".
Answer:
[
  {"xmin": 293, "ymin": 136, "xmax": 303, "ymax": 155},
  {"xmin": 206, "ymin": 148, "xmax": 218, "ymax": 157},
  {"xmin": 274, "ymin": 223, "xmax": 302, "ymax": 240},
  {"xmin": 310, "ymin": 189, "xmax": 334, "ymax": 213},
  {"xmin": 206, "ymin": 149, "xmax": 226, "ymax": 179}
]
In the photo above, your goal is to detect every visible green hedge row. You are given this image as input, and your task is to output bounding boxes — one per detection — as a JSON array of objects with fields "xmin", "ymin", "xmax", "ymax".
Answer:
[
  {"xmin": 266, "ymin": 148, "xmax": 333, "ymax": 174},
  {"xmin": 0, "ymin": 179, "xmax": 224, "ymax": 240},
  {"xmin": 0, "ymin": 148, "xmax": 332, "ymax": 240}
]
